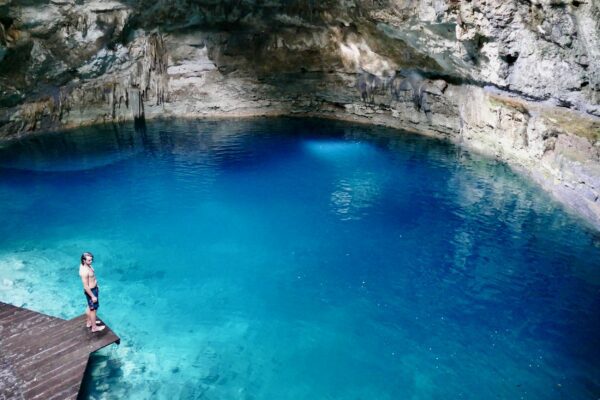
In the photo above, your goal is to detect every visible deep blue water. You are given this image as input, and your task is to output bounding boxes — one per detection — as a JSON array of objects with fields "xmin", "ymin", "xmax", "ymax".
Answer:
[{"xmin": 0, "ymin": 118, "xmax": 598, "ymax": 399}]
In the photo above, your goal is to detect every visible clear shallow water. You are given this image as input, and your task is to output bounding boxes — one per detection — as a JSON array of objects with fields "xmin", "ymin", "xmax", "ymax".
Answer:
[{"xmin": 0, "ymin": 118, "xmax": 598, "ymax": 399}]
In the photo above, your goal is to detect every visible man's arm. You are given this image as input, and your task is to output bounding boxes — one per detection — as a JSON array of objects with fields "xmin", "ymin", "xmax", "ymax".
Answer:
[{"xmin": 80, "ymin": 271, "xmax": 97, "ymax": 302}]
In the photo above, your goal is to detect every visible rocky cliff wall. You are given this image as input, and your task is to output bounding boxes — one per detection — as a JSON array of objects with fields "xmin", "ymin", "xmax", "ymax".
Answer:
[{"xmin": 0, "ymin": 0, "xmax": 599, "ymax": 228}]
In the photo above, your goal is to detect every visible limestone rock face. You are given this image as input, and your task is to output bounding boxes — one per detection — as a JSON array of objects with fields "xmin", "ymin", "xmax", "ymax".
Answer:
[
  {"xmin": 0, "ymin": 0, "xmax": 599, "ymax": 228},
  {"xmin": 377, "ymin": 0, "xmax": 600, "ymax": 114}
]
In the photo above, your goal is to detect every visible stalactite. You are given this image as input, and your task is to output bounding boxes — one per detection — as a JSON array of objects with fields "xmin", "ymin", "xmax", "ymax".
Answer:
[
  {"xmin": 118, "ymin": 31, "xmax": 169, "ymax": 123},
  {"xmin": 141, "ymin": 32, "xmax": 169, "ymax": 106},
  {"xmin": 58, "ymin": 88, "xmax": 70, "ymax": 122},
  {"xmin": 129, "ymin": 87, "xmax": 144, "ymax": 121},
  {"xmin": 0, "ymin": 23, "xmax": 7, "ymax": 47},
  {"xmin": 107, "ymin": 82, "xmax": 128, "ymax": 119},
  {"xmin": 356, "ymin": 71, "xmax": 384, "ymax": 104},
  {"xmin": 390, "ymin": 77, "xmax": 413, "ymax": 101},
  {"xmin": 108, "ymin": 83, "xmax": 117, "ymax": 119},
  {"xmin": 15, "ymin": 30, "xmax": 169, "ymax": 127},
  {"xmin": 19, "ymin": 99, "xmax": 52, "ymax": 132}
]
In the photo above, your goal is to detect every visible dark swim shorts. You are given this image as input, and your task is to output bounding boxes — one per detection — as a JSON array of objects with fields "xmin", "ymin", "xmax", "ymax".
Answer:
[{"xmin": 85, "ymin": 286, "xmax": 99, "ymax": 310}]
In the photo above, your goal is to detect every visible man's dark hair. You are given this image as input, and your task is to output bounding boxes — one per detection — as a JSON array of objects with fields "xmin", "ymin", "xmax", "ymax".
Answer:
[{"xmin": 81, "ymin": 252, "xmax": 94, "ymax": 264}]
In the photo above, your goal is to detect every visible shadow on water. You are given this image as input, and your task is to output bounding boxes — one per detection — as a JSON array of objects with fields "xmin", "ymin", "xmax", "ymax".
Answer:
[{"xmin": 78, "ymin": 351, "xmax": 126, "ymax": 400}]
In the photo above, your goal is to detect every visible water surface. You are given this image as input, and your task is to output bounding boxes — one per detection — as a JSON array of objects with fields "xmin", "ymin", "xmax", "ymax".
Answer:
[{"xmin": 0, "ymin": 118, "xmax": 598, "ymax": 399}]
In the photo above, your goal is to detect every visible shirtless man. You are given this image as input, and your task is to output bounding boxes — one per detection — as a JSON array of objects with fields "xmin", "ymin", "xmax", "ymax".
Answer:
[{"xmin": 79, "ymin": 252, "xmax": 105, "ymax": 332}]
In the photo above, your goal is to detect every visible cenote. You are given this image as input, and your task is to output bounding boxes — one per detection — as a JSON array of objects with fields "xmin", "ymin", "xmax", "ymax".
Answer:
[{"xmin": 0, "ymin": 118, "xmax": 598, "ymax": 399}]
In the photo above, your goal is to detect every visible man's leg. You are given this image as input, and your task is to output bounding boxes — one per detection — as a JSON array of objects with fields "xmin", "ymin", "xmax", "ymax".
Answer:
[
  {"xmin": 90, "ymin": 308, "xmax": 105, "ymax": 332},
  {"xmin": 85, "ymin": 307, "xmax": 99, "ymax": 328}
]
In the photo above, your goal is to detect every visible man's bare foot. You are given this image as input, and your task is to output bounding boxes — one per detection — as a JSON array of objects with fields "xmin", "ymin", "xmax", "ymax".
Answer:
[
  {"xmin": 86, "ymin": 320, "xmax": 103, "ymax": 328},
  {"xmin": 91, "ymin": 325, "xmax": 106, "ymax": 332}
]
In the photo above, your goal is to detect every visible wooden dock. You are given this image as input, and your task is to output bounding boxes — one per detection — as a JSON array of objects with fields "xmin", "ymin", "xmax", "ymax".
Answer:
[{"xmin": 0, "ymin": 301, "xmax": 120, "ymax": 400}]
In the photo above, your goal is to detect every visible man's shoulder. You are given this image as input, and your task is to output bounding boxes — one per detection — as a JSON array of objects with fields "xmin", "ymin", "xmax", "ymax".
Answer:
[{"xmin": 79, "ymin": 265, "xmax": 87, "ymax": 276}]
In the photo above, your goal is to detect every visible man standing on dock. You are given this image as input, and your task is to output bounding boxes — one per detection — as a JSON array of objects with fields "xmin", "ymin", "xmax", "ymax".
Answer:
[{"xmin": 79, "ymin": 252, "xmax": 105, "ymax": 332}]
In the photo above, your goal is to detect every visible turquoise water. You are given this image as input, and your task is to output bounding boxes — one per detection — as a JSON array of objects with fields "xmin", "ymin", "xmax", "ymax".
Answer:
[{"xmin": 0, "ymin": 118, "xmax": 598, "ymax": 399}]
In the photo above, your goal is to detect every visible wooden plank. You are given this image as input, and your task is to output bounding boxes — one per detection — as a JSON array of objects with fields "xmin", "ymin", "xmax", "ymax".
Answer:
[
  {"xmin": 23, "ymin": 360, "xmax": 85, "ymax": 399},
  {"xmin": 0, "ymin": 301, "xmax": 120, "ymax": 400},
  {"xmin": 1, "ymin": 310, "xmax": 64, "ymax": 348},
  {"xmin": 0, "ymin": 302, "xmax": 28, "ymax": 315},
  {"xmin": 15, "ymin": 322, "xmax": 116, "ymax": 371},
  {"xmin": 1, "ymin": 310, "xmax": 40, "ymax": 328},
  {"xmin": 1, "ymin": 307, "xmax": 38, "ymax": 320},
  {"xmin": 20, "ymin": 346, "xmax": 92, "ymax": 384},
  {"xmin": 5, "ymin": 316, "xmax": 91, "ymax": 358},
  {"xmin": 2, "ymin": 321, "xmax": 66, "ymax": 352},
  {"xmin": 15, "ymin": 336, "xmax": 88, "ymax": 372},
  {"xmin": 15, "ymin": 336, "xmax": 89, "ymax": 379},
  {"xmin": 2, "ymin": 314, "xmax": 63, "ymax": 342},
  {"xmin": 0, "ymin": 352, "xmax": 24, "ymax": 400},
  {"xmin": 0, "ymin": 313, "xmax": 62, "ymax": 329},
  {"xmin": 0, "ymin": 306, "xmax": 21, "ymax": 320},
  {"xmin": 14, "ymin": 321, "xmax": 115, "ymax": 370},
  {"xmin": 46, "ymin": 383, "xmax": 80, "ymax": 400}
]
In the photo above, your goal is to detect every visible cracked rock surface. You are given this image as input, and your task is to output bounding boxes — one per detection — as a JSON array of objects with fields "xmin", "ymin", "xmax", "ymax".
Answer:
[{"xmin": 0, "ymin": 0, "xmax": 599, "ymax": 227}]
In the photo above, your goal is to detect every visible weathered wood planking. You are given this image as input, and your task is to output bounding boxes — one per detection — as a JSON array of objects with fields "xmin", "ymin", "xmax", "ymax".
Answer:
[{"xmin": 0, "ymin": 301, "xmax": 120, "ymax": 400}]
